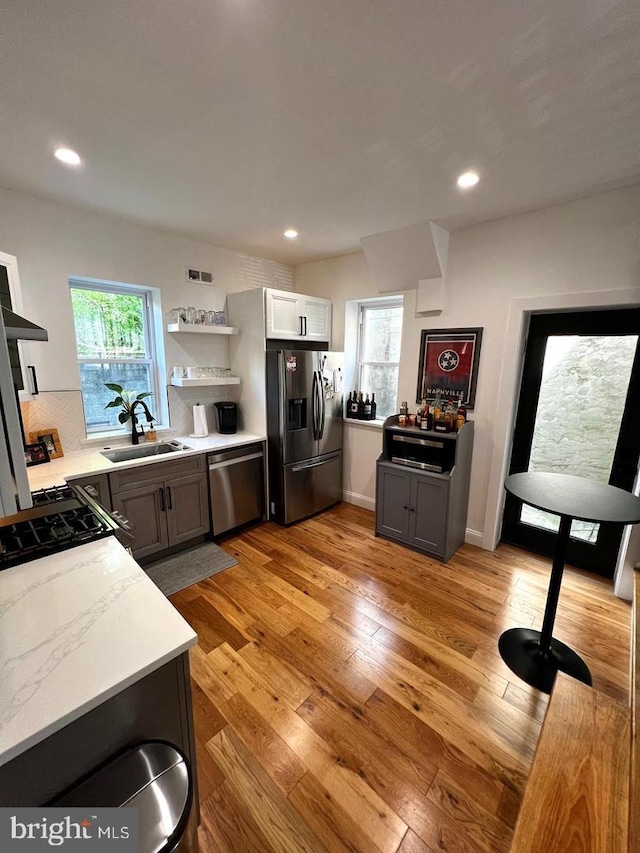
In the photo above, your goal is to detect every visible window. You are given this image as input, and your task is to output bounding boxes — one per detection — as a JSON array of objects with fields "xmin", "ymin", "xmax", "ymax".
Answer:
[
  {"xmin": 70, "ymin": 282, "xmax": 160, "ymax": 433},
  {"xmin": 356, "ymin": 298, "xmax": 403, "ymax": 419}
]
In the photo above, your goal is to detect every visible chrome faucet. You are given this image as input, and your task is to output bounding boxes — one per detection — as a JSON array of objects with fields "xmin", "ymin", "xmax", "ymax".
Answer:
[{"xmin": 130, "ymin": 399, "xmax": 154, "ymax": 445}]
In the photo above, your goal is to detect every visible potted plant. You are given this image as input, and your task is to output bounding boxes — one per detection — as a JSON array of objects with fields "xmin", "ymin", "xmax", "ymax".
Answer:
[{"xmin": 104, "ymin": 383, "xmax": 155, "ymax": 444}]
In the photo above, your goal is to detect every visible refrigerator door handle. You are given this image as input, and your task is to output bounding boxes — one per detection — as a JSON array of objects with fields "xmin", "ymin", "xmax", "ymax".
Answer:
[
  {"xmin": 316, "ymin": 371, "xmax": 326, "ymax": 440},
  {"xmin": 299, "ymin": 316, "xmax": 304, "ymax": 336},
  {"xmin": 311, "ymin": 370, "xmax": 319, "ymax": 440}
]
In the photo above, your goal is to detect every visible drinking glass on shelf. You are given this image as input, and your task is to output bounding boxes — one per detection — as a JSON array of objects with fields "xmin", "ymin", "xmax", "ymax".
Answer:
[
  {"xmin": 206, "ymin": 311, "xmax": 216, "ymax": 326},
  {"xmin": 171, "ymin": 366, "xmax": 185, "ymax": 379},
  {"xmin": 214, "ymin": 311, "xmax": 226, "ymax": 326},
  {"xmin": 197, "ymin": 309, "xmax": 207, "ymax": 325},
  {"xmin": 186, "ymin": 306, "xmax": 197, "ymax": 324},
  {"xmin": 169, "ymin": 308, "xmax": 180, "ymax": 323},
  {"xmin": 177, "ymin": 307, "xmax": 186, "ymax": 322}
]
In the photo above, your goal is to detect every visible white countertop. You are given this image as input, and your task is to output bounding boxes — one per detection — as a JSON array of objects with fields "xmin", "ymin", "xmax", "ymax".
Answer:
[
  {"xmin": 0, "ymin": 537, "xmax": 197, "ymax": 768},
  {"xmin": 27, "ymin": 431, "xmax": 266, "ymax": 490}
]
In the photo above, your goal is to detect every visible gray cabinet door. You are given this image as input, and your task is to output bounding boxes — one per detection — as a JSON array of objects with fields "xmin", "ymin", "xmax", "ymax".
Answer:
[
  {"xmin": 165, "ymin": 472, "xmax": 209, "ymax": 546},
  {"xmin": 112, "ymin": 482, "xmax": 168, "ymax": 559},
  {"xmin": 68, "ymin": 473, "xmax": 112, "ymax": 511},
  {"xmin": 410, "ymin": 474, "xmax": 448, "ymax": 556},
  {"xmin": 376, "ymin": 464, "xmax": 412, "ymax": 539}
]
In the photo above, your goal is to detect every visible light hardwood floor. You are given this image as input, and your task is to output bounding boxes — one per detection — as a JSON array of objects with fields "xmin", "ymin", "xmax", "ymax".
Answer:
[{"xmin": 169, "ymin": 503, "xmax": 631, "ymax": 853}]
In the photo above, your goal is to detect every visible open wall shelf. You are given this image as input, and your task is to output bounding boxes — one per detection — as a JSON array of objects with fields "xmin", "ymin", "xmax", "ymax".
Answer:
[
  {"xmin": 170, "ymin": 377, "xmax": 240, "ymax": 387},
  {"xmin": 166, "ymin": 322, "xmax": 239, "ymax": 335}
]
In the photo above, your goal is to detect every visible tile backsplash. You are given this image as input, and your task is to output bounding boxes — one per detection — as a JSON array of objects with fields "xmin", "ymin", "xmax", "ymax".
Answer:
[
  {"xmin": 21, "ymin": 391, "xmax": 86, "ymax": 453},
  {"xmin": 20, "ymin": 387, "xmax": 241, "ymax": 452}
]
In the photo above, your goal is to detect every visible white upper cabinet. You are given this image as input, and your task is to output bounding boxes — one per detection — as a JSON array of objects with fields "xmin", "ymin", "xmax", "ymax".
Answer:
[{"xmin": 265, "ymin": 288, "xmax": 331, "ymax": 344}]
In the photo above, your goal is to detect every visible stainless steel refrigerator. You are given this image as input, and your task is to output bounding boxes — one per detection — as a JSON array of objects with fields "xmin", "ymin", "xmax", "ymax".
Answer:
[{"xmin": 266, "ymin": 349, "xmax": 343, "ymax": 524}]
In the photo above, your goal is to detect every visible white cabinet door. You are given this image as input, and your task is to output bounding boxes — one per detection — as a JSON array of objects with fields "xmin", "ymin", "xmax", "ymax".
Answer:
[
  {"xmin": 265, "ymin": 289, "xmax": 332, "ymax": 344},
  {"xmin": 302, "ymin": 297, "xmax": 331, "ymax": 343},
  {"xmin": 265, "ymin": 289, "xmax": 304, "ymax": 339}
]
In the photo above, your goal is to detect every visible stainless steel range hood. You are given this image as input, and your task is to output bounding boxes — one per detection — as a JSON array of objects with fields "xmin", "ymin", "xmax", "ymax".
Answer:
[{"xmin": 1, "ymin": 306, "xmax": 48, "ymax": 341}]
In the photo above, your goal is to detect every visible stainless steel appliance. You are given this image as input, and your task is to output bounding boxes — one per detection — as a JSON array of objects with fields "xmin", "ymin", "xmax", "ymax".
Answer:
[
  {"xmin": 0, "ymin": 483, "xmax": 130, "ymax": 569},
  {"xmin": 266, "ymin": 349, "xmax": 343, "ymax": 525},
  {"xmin": 208, "ymin": 443, "xmax": 264, "ymax": 535},
  {"xmin": 0, "ymin": 299, "xmax": 48, "ymax": 517}
]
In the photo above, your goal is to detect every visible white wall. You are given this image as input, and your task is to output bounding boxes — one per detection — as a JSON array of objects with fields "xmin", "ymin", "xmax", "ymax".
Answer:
[
  {"xmin": 294, "ymin": 185, "xmax": 640, "ymax": 559},
  {"xmin": 0, "ymin": 187, "xmax": 292, "ymax": 444}
]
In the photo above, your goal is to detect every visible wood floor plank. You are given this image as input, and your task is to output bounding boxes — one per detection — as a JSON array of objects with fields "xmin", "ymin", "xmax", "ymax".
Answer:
[
  {"xmin": 238, "ymin": 639, "xmax": 314, "ymax": 708},
  {"xmin": 247, "ymin": 621, "xmax": 377, "ymax": 706},
  {"xmin": 206, "ymin": 727, "xmax": 321, "ymax": 852},
  {"xmin": 199, "ymin": 783, "xmax": 271, "ymax": 853},
  {"xmin": 211, "ymin": 573, "xmax": 298, "ymax": 637},
  {"xmin": 219, "ymin": 692, "xmax": 306, "ymax": 794},
  {"xmin": 288, "ymin": 772, "xmax": 381, "ymax": 853},
  {"xmin": 297, "ymin": 692, "xmax": 443, "ymax": 844},
  {"xmin": 426, "ymin": 769, "xmax": 512, "ymax": 852},
  {"xmin": 177, "ymin": 594, "xmax": 248, "ymax": 652},
  {"xmin": 167, "ymin": 504, "xmax": 630, "ymax": 853}
]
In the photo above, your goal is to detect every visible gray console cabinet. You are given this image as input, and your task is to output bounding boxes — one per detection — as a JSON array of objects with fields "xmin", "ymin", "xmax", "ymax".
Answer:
[{"xmin": 375, "ymin": 420, "xmax": 473, "ymax": 562}]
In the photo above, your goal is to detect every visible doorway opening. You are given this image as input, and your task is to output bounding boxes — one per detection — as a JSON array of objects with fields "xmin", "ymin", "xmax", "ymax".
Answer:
[{"xmin": 501, "ymin": 308, "xmax": 640, "ymax": 577}]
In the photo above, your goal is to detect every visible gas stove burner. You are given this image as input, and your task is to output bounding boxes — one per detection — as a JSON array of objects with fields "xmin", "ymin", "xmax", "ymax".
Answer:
[
  {"xmin": 0, "ymin": 483, "xmax": 122, "ymax": 569},
  {"xmin": 30, "ymin": 485, "xmax": 76, "ymax": 506}
]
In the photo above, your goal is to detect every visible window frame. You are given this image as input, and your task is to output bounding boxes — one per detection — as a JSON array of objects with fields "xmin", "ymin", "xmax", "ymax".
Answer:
[
  {"xmin": 355, "ymin": 297, "xmax": 403, "ymax": 420},
  {"xmin": 69, "ymin": 279, "xmax": 162, "ymax": 436}
]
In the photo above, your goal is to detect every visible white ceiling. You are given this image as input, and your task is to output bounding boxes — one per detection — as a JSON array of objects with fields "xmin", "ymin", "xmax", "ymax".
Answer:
[{"xmin": 0, "ymin": 0, "xmax": 638, "ymax": 265}]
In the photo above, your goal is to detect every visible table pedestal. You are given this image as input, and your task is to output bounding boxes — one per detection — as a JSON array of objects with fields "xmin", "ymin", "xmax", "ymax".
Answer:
[
  {"xmin": 498, "ymin": 627, "xmax": 592, "ymax": 693},
  {"xmin": 499, "ymin": 514, "xmax": 592, "ymax": 693}
]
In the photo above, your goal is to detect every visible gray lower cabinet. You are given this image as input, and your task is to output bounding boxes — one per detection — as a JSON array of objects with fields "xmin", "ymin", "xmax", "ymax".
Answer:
[
  {"xmin": 110, "ymin": 456, "xmax": 209, "ymax": 560},
  {"xmin": 376, "ymin": 463, "xmax": 449, "ymax": 557},
  {"xmin": 66, "ymin": 472, "xmax": 112, "ymax": 511}
]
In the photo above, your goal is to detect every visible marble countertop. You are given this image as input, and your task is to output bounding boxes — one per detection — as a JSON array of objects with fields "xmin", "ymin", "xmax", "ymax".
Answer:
[
  {"xmin": 27, "ymin": 431, "xmax": 266, "ymax": 490},
  {"xmin": 0, "ymin": 537, "xmax": 197, "ymax": 768}
]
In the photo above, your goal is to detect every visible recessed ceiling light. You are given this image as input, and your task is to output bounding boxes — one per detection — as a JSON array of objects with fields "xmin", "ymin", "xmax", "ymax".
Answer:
[
  {"xmin": 54, "ymin": 148, "xmax": 81, "ymax": 166},
  {"xmin": 457, "ymin": 170, "xmax": 479, "ymax": 189},
  {"xmin": 284, "ymin": 229, "xmax": 298, "ymax": 239}
]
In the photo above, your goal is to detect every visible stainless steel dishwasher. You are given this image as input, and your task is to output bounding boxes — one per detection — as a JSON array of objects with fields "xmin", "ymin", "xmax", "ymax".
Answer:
[{"xmin": 208, "ymin": 443, "xmax": 265, "ymax": 535}]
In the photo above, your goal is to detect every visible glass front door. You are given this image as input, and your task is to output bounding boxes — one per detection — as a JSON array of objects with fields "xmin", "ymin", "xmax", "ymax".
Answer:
[{"xmin": 501, "ymin": 309, "xmax": 640, "ymax": 576}]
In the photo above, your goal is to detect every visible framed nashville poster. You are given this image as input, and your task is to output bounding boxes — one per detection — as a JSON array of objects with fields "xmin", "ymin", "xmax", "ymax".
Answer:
[{"xmin": 416, "ymin": 327, "xmax": 483, "ymax": 408}]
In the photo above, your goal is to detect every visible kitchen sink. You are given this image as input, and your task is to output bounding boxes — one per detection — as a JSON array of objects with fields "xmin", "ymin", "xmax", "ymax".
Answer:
[{"xmin": 101, "ymin": 441, "xmax": 191, "ymax": 463}]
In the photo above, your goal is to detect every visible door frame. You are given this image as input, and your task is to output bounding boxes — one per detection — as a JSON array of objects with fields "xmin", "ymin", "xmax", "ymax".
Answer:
[{"xmin": 483, "ymin": 288, "xmax": 640, "ymax": 596}]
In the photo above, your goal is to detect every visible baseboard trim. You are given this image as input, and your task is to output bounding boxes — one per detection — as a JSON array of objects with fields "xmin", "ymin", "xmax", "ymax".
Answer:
[
  {"xmin": 342, "ymin": 490, "xmax": 376, "ymax": 511},
  {"xmin": 465, "ymin": 528, "xmax": 484, "ymax": 548}
]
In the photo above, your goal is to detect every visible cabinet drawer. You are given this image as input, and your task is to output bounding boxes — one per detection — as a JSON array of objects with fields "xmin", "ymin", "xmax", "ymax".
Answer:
[{"xmin": 110, "ymin": 454, "xmax": 205, "ymax": 494}]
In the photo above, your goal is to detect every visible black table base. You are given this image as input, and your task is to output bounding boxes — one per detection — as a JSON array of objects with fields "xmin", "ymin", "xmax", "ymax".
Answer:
[{"xmin": 498, "ymin": 627, "xmax": 592, "ymax": 694}]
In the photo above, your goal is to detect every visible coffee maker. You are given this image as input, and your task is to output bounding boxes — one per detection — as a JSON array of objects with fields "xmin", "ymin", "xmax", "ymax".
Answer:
[{"xmin": 214, "ymin": 401, "xmax": 238, "ymax": 434}]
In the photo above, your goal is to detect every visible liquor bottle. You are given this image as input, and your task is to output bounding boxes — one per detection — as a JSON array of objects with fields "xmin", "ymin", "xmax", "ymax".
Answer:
[
  {"xmin": 432, "ymin": 389, "xmax": 442, "ymax": 422},
  {"xmin": 456, "ymin": 393, "xmax": 467, "ymax": 430},
  {"xmin": 370, "ymin": 393, "xmax": 377, "ymax": 420},
  {"xmin": 350, "ymin": 391, "xmax": 359, "ymax": 417},
  {"xmin": 364, "ymin": 394, "xmax": 372, "ymax": 419},
  {"xmin": 400, "ymin": 401, "xmax": 409, "ymax": 416},
  {"xmin": 420, "ymin": 400, "xmax": 431, "ymax": 430},
  {"xmin": 444, "ymin": 399, "xmax": 456, "ymax": 431},
  {"xmin": 357, "ymin": 391, "xmax": 365, "ymax": 419},
  {"xmin": 346, "ymin": 391, "xmax": 352, "ymax": 418}
]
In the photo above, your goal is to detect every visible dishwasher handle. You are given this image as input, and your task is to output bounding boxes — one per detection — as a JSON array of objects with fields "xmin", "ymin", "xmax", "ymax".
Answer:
[{"xmin": 208, "ymin": 451, "xmax": 263, "ymax": 471}]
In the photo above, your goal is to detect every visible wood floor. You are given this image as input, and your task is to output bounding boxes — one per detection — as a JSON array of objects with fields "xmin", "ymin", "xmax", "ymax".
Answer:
[{"xmin": 169, "ymin": 503, "xmax": 631, "ymax": 853}]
